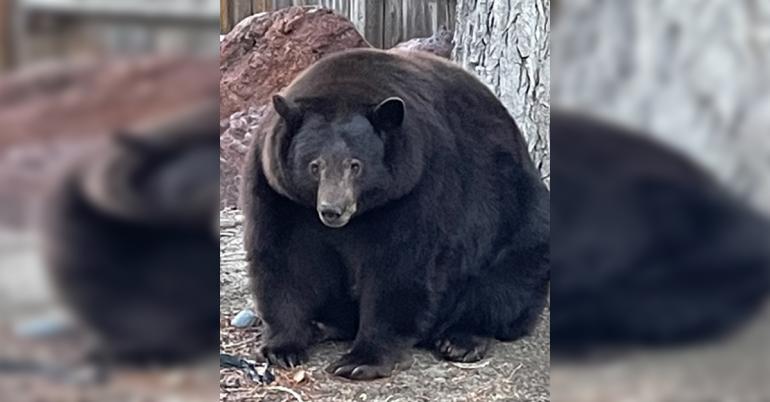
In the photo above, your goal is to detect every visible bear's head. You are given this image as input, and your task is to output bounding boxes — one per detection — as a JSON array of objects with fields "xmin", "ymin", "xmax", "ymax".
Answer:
[{"xmin": 268, "ymin": 94, "xmax": 406, "ymax": 228}]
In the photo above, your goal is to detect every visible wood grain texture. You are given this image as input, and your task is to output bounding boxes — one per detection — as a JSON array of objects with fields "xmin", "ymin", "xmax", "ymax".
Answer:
[{"xmin": 222, "ymin": 0, "xmax": 457, "ymax": 48}]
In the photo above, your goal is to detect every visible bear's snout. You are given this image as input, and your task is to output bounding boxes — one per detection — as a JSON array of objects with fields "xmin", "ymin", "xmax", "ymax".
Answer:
[
  {"xmin": 319, "ymin": 204, "xmax": 343, "ymax": 221},
  {"xmin": 317, "ymin": 201, "xmax": 356, "ymax": 228}
]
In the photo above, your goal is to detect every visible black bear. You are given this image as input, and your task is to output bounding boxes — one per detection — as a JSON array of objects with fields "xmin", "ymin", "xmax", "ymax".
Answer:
[
  {"xmin": 551, "ymin": 111, "xmax": 770, "ymax": 354},
  {"xmin": 43, "ymin": 101, "xmax": 220, "ymax": 364},
  {"xmin": 242, "ymin": 49, "xmax": 550, "ymax": 380}
]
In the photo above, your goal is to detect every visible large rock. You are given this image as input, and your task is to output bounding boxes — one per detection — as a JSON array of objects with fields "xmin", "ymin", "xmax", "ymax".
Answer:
[
  {"xmin": 220, "ymin": 106, "xmax": 266, "ymax": 209},
  {"xmin": 392, "ymin": 26, "xmax": 454, "ymax": 59},
  {"xmin": 0, "ymin": 57, "xmax": 217, "ymax": 148},
  {"xmin": 219, "ymin": 6, "xmax": 370, "ymax": 120},
  {"xmin": 0, "ymin": 57, "xmax": 218, "ymax": 227}
]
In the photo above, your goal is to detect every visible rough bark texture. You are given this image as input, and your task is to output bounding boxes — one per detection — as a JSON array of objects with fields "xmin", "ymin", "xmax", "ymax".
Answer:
[
  {"xmin": 553, "ymin": 0, "xmax": 770, "ymax": 210},
  {"xmin": 219, "ymin": 6, "xmax": 370, "ymax": 120},
  {"xmin": 453, "ymin": 0, "xmax": 551, "ymax": 184}
]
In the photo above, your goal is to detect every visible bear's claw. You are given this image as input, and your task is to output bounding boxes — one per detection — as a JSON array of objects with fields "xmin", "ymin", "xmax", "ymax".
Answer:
[
  {"xmin": 260, "ymin": 344, "xmax": 307, "ymax": 369},
  {"xmin": 434, "ymin": 333, "xmax": 490, "ymax": 363},
  {"xmin": 326, "ymin": 353, "xmax": 396, "ymax": 380}
]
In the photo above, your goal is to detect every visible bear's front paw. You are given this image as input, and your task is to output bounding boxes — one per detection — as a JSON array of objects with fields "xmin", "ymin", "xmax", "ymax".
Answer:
[
  {"xmin": 326, "ymin": 351, "xmax": 397, "ymax": 380},
  {"xmin": 260, "ymin": 343, "xmax": 308, "ymax": 369}
]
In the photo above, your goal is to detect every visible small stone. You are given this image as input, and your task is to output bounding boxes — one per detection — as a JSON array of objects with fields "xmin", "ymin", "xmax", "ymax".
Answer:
[
  {"xmin": 14, "ymin": 313, "xmax": 73, "ymax": 339},
  {"xmin": 230, "ymin": 308, "xmax": 257, "ymax": 328}
]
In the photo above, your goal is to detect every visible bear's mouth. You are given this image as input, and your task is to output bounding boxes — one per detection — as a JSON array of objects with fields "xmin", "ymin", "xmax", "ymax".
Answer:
[{"xmin": 317, "ymin": 205, "xmax": 356, "ymax": 228}]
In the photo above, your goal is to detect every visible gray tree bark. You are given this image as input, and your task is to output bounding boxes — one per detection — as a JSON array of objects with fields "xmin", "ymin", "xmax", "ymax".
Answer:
[
  {"xmin": 553, "ymin": 0, "xmax": 770, "ymax": 210},
  {"xmin": 453, "ymin": 0, "xmax": 551, "ymax": 184}
]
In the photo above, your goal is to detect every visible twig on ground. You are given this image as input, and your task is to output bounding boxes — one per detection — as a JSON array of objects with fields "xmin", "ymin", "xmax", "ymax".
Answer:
[
  {"xmin": 506, "ymin": 362, "xmax": 524, "ymax": 380},
  {"xmin": 221, "ymin": 337, "xmax": 258, "ymax": 349},
  {"xmin": 448, "ymin": 360, "xmax": 491, "ymax": 370},
  {"xmin": 266, "ymin": 385, "xmax": 304, "ymax": 402}
]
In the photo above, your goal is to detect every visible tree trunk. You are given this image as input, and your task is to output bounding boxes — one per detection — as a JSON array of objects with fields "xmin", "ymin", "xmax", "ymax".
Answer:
[
  {"xmin": 553, "ymin": 0, "xmax": 770, "ymax": 210},
  {"xmin": 453, "ymin": 0, "xmax": 551, "ymax": 184}
]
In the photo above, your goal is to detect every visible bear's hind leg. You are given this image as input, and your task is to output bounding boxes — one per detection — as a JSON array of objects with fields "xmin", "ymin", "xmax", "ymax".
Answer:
[
  {"xmin": 437, "ymin": 245, "xmax": 549, "ymax": 353},
  {"xmin": 434, "ymin": 332, "xmax": 491, "ymax": 363}
]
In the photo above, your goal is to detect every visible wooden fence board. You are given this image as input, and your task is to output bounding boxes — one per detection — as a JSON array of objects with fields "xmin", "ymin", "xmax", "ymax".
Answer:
[{"xmin": 222, "ymin": 0, "xmax": 455, "ymax": 48}]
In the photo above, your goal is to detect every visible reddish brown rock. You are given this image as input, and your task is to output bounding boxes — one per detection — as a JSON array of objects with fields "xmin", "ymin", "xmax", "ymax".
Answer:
[
  {"xmin": 0, "ymin": 57, "xmax": 217, "ymax": 227},
  {"xmin": 392, "ymin": 26, "xmax": 454, "ymax": 59},
  {"xmin": 220, "ymin": 106, "xmax": 266, "ymax": 209},
  {"xmin": 219, "ymin": 6, "xmax": 370, "ymax": 120},
  {"xmin": 0, "ymin": 57, "xmax": 217, "ymax": 149}
]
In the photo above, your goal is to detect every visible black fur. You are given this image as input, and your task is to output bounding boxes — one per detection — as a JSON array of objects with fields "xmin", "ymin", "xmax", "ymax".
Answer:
[
  {"xmin": 43, "ymin": 103, "xmax": 220, "ymax": 364},
  {"xmin": 551, "ymin": 111, "xmax": 770, "ymax": 354},
  {"xmin": 242, "ymin": 49, "xmax": 550, "ymax": 380}
]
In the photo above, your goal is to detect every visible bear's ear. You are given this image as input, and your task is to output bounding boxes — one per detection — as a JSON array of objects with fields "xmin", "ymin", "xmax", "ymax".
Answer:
[
  {"xmin": 370, "ymin": 97, "xmax": 405, "ymax": 133},
  {"xmin": 272, "ymin": 94, "xmax": 302, "ymax": 126}
]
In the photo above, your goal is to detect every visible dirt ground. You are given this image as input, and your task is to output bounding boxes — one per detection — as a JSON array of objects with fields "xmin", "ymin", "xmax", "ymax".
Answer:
[
  {"xmin": 551, "ymin": 302, "xmax": 770, "ymax": 402},
  {"xmin": 219, "ymin": 209, "xmax": 551, "ymax": 402},
  {"xmin": 0, "ymin": 228, "xmax": 218, "ymax": 402}
]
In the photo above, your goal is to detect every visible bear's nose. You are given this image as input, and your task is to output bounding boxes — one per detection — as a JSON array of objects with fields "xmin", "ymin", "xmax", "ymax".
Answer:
[{"xmin": 319, "ymin": 205, "xmax": 343, "ymax": 221}]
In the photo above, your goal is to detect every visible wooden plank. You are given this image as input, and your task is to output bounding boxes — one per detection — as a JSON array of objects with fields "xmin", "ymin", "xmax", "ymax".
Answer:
[
  {"xmin": 231, "ymin": 0, "xmax": 253, "ymax": 26},
  {"xmin": 338, "ymin": 0, "xmax": 349, "ymax": 18},
  {"xmin": 273, "ymin": 0, "xmax": 294, "ymax": 8},
  {"xmin": 428, "ymin": 0, "xmax": 438, "ymax": 33},
  {"xmin": 251, "ymin": 0, "xmax": 274, "ymax": 12},
  {"xmin": 436, "ymin": 0, "xmax": 448, "ymax": 30},
  {"xmin": 349, "ymin": 0, "xmax": 367, "ymax": 38},
  {"xmin": 383, "ymin": 0, "xmax": 401, "ymax": 48},
  {"xmin": 407, "ymin": 0, "xmax": 429, "ymax": 39},
  {"xmin": 220, "ymin": 0, "xmax": 231, "ymax": 33},
  {"xmin": 364, "ymin": 0, "xmax": 384, "ymax": 48}
]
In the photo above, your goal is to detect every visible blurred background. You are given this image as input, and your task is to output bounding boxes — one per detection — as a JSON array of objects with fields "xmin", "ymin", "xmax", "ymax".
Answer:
[
  {"xmin": 552, "ymin": 0, "xmax": 770, "ymax": 401},
  {"xmin": 0, "ymin": 1, "xmax": 219, "ymax": 401},
  {"xmin": 2, "ymin": 0, "xmax": 218, "ymax": 68},
  {"xmin": 554, "ymin": 0, "xmax": 770, "ymax": 213}
]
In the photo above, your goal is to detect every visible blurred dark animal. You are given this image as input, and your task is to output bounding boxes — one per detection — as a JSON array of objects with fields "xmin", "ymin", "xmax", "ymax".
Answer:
[
  {"xmin": 392, "ymin": 25, "xmax": 454, "ymax": 59},
  {"xmin": 42, "ymin": 102, "xmax": 220, "ymax": 364},
  {"xmin": 551, "ymin": 111, "xmax": 770, "ymax": 354}
]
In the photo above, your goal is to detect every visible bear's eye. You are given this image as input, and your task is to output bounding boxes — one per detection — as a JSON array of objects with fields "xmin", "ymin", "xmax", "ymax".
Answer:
[
  {"xmin": 350, "ymin": 159, "xmax": 362, "ymax": 176},
  {"xmin": 309, "ymin": 160, "xmax": 321, "ymax": 177}
]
